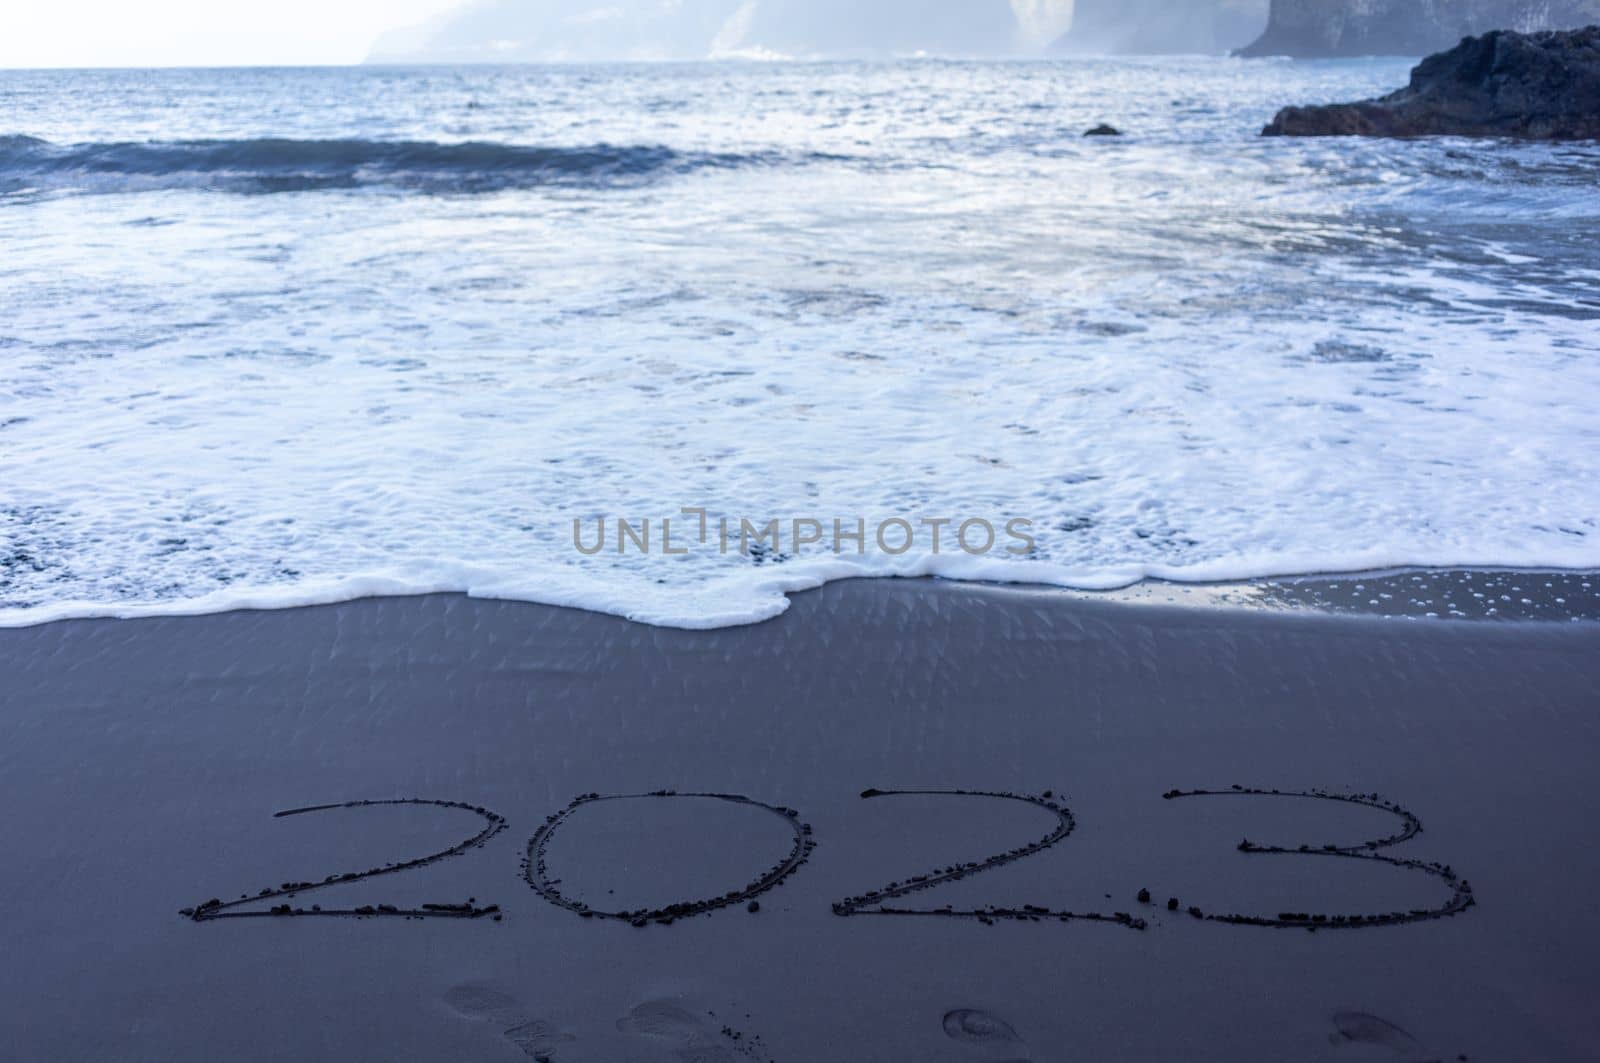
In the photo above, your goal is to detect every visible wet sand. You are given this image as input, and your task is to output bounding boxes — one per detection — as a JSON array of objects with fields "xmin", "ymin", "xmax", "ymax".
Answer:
[{"xmin": 1, "ymin": 579, "xmax": 1597, "ymax": 1062}]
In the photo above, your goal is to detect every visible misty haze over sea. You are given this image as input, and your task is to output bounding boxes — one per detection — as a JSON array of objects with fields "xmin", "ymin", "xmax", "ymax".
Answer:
[
  {"xmin": 367, "ymin": 0, "xmax": 1084, "ymax": 62},
  {"xmin": 363, "ymin": 0, "xmax": 1285, "ymax": 62}
]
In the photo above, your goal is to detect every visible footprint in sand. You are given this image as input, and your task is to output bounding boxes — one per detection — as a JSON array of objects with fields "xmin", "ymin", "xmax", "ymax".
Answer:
[
  {"xmin": 444, "ymin": 984, "xmax": 523, "ymax": 1023},
  {"xmin": 444, "ymin": 983, "xmax": 575, "ymax": 1061},
  {"xmin": 504, "ymin": 1018, "xmax": 578, "ymax": 1061},
  {"xmin": 617, "ymin": 999, "xmax": 744, "ymax": 1063},
  {"xmin": 943, "ymin": 1008, "xmax": 1031, "ymax": 1062},
  {"xmin": 1328, "ymin": 1011, "xmax": 1451, "ymax": 1062}
]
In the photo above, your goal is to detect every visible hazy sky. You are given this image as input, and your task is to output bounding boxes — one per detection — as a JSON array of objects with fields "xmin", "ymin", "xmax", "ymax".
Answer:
[
  {"xmin": 2, "ymin": 0, "xmax": 471, "ymax": 68},
  {"xmin": 2, "ymin": 0, "xmax": 1079, "ymax": 68}
]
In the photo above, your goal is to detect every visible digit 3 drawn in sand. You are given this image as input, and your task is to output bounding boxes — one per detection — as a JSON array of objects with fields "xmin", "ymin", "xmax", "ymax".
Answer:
[
  {"xmin": 1154, "ymin": 787, "xmax": 1474, "ymax": 930},
  {"xmin": 181, "ymin": 798, "xmax": 507, "ymax": 921},
  {"xmin": 523, "ymin": 791, "xmax": 815, "ymax": 927}
]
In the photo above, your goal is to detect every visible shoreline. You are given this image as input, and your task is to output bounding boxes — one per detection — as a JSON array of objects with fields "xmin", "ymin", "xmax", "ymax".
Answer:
[
  {"xmin": 3, "ymin": 564, "xmax": 1598, "ymax": 633},
  {"xmin": 1077, "ymin": 565, "xmax": 1600, "ymax": 622}
]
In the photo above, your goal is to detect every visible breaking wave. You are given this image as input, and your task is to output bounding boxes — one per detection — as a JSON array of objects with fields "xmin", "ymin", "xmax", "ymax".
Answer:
[{"xmin": 0, "ymin": 135, "xmax": 827, "ymax": 196}]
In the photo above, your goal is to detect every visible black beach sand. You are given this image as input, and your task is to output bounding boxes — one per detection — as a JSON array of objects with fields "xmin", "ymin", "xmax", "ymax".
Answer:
[{"xmin": 1, "ymin": 579, "xmax": 1597, "ymax": 1062}]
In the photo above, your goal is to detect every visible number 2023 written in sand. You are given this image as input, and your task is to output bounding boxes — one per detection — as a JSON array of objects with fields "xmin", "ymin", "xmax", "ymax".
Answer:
[{"xmin": 180, "ymin": 787, "xmax": 1475, "ymax": 932}]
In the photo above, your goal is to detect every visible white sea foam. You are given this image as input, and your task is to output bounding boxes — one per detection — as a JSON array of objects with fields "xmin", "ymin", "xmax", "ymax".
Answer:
[{"xmin": 2, "ymin": 59, "xmax": 1597, "ymax": 628}]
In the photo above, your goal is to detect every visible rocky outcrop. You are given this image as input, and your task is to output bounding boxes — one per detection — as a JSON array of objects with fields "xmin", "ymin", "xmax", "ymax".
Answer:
[
  {"xmin": 1240, "ymin": 0, "xmax": 1600, "ymax": 57},
  {"xmin": 1262, "ymin": 26, "xmax": 1600, "ymax": 138},
  {"xmin": 1052, "ymin": 0, "xmax": 1267, "ymax": 55}
]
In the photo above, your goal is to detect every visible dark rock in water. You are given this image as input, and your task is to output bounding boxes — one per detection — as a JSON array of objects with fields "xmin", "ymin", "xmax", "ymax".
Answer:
[
  {"xmin": 1239, "ymin": 0, "xmax": 1600, "ymax": 58},
  {"xmin": 1262, "ymin": 27, "xmax": 1600, "ymax": 139},
  {"xmin": 1084, "ymin": 124, "xmax": 1124, "ymax": 137}
]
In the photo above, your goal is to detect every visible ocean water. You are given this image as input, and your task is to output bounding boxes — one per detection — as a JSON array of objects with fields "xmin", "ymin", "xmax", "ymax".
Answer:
[{"xmin": 2, "ymin": 59, "xmax": 1597, "ymax": 628}]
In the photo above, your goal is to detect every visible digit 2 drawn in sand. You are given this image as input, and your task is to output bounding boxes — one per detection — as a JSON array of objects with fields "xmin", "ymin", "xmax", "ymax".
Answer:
[
  {"xmin": 181, "ymin": 799, "xmax": 507, "ymax": 921},
  {"xmin": 831, "ymin": 789, "xmax": 1146, "ymax": 930},
  {"xmin": 523, "ymin": 791, "xmax": 815, "ymax": 927},
  {"xmin": 1156, "ymin": 787, "xmax": 1474, "ymax": 930}
]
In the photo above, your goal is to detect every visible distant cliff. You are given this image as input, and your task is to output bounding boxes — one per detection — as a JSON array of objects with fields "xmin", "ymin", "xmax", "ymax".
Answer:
[
  {"xmin": 1053, "ymin": 0, "xmax": 1268, "ymax": 55},
  {"xmin": 1239, "ymin": 0, "xmax": 1600, "ymax": 57}
]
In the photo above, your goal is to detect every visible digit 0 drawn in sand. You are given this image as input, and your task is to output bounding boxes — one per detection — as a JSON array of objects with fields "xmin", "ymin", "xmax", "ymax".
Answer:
[
  {"xmin": 523, "ymin": 791, "xmax": 815, "ymax": 927},
  {"xmin": 181, "ymin": 798, "xmax": 506, "ymax": 922},
  {"xmin": 832, "ymin": 789, "xmax": 1146, "ymax": 930},
  {"xmin": 1150, "ymin": 787, "xmax": 1474, "ymax": 930}
]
